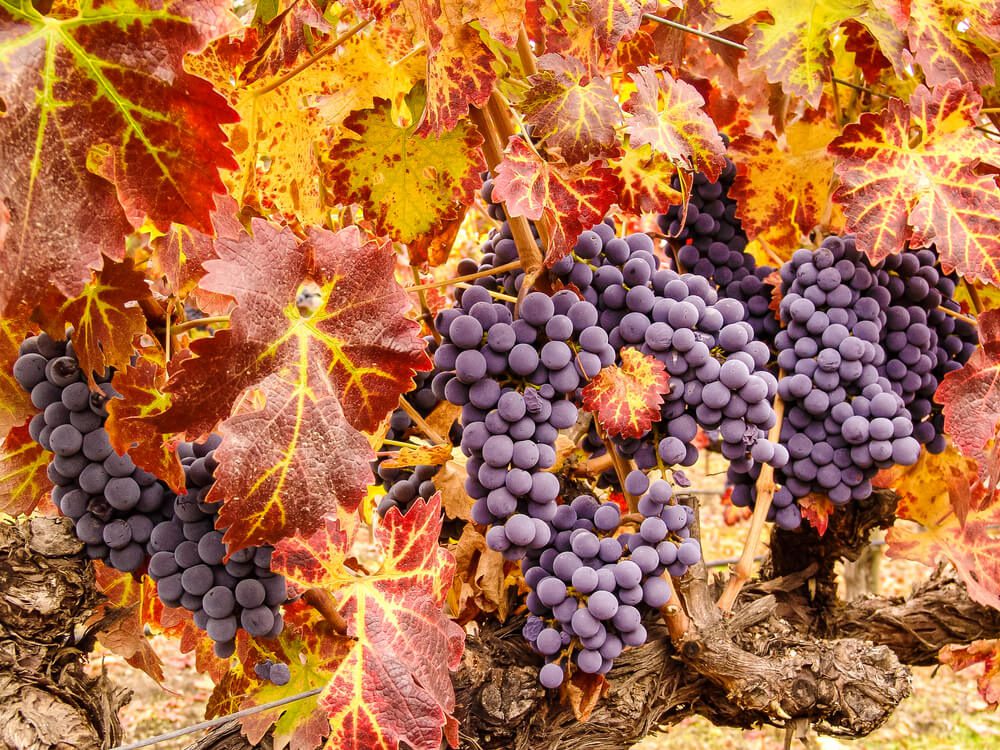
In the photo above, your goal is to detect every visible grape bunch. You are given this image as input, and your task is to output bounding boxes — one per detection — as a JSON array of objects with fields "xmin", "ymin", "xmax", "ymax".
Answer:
[
  {"xmin": 375, "ymin": 336, "xmax": 461, "ymax": 518},
  {"xmin": 253, "ymin": 659, "xmax": 291, "ymax": 686},
  {"xmin": 657, "ymin": 151, "xmax": 779, "ymax": 344},
  {"xmin": 147, "ymin": 436, "xmax": 287, "ymax": 658},
  {"xmin": 520, "ymin": 492, "xmax": 681, "ymax": 688},
  {"xmin": 13, "ymin": 333, "xmax": 174, "ymax": 572}
]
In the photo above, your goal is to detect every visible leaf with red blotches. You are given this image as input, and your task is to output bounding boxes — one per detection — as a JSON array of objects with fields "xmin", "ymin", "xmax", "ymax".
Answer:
[
  {"xmin": 520, "ymin": 54, "xmax": 621, "ymax": 164},
  {"xmin": 940, "ymin": 639, "xmax": 1000, "ymax": 707},
  {"xmin": 323, "ymin": 87, "xmax": 485, "ymax": 244},
  {"xmin": 0, "ymin": 0, "xmax": 238, "ymax": 315},
  {"xmin": 729, "ymin": 121, "xmax": 844, "ymax": 252},
  {"xmin": 408, "ymin": 207, "xmax": 468, "ymax": 267},
  {"xmin": 272, "ymin": 494, "xmax": 464, "ymax": 750},
  {"xmin": 148, "ymin": 216, "xmax": 429, "ymax": 549},
  {"xmin": 904, "ymin": 0, "xmax": 998, "ymax": 88},
  {"xmin": 886, "ymin": 476, "xmax": 1000, "ymax": 611},
  {"xmin": 588, "ymin": 0, "xmax": 654, "ymax": 55},
  {"xmin": 0, "ymin": 321, "xmax": 33, "ymax": 438},
  {"xmin": 105, "ymin": 347, "xmax": 186, "ymax": 495},
  {"xmin": 491, "ymin": 136, "xmax": 620, "ymax": 265},
  {"xmin": 52, "ymin": 258, "xmax": 151, "ymax": 387},
  {"xmin": 622, "ymin": 66, "xmax": 725, "ymax": 180},
  {"xmin": 581, "ymin": 348, "xmax": 670, "ymax": 439},
  {"xmin": 241, "ymin": 0, "xmax": 330, "ymax": 82},
  {"xmin": 938, "ymin": 309, "xmax": 999, "ymax": 480},
  {"xmin": 382, "ymin": 443, "xmax": 453, "ymax": 469},
  {"xmin": 799, "ymin": 494, "xmax": 835, "ymax": 536},
  {"xmin": 565, "ymin": 671, "xmax": 609, "ymax": 721},
  {"xmin": 874, "ymin": 443, "xmax": 979, "ymax": 526},
  {"xmin": 829, "ymin": 81, "xmax": 1000, "ymax": 284},
  {"xmin": 612, "ymin": 143, "xmax": 685, "ymax": 216},
  {"xmin": 0, "ymin": 422, "xmax": 52, "ymax": 515},
  {"xmin": 92, "ymin": 562, "xmax": 164, "ymax": 682}
]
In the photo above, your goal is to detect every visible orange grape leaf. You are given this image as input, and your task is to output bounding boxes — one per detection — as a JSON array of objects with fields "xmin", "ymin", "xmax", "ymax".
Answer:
[
  {"xmin": 612, "ymin": 143, "xmax": 685, "ymax": 215},
  {"xmin": 904, "ymin": 0, "xmax": 999, "ymax": 88},
  {"xmin": 0, "ymin": 0, "xmax": 238, "ymax": 312},
  {"xmin": 588, "ymin": 0, "xmax": 654, "ymax": 55},
  {"xmin": 887, "ymin": 480, "xmax": 1000, "ymax": 611},
  {"xmin": 92, "ymin": 562, "xmax": 165, "ymax": 682},
  {"xmin": 450, "ymin": 523, "xmax": 512, "ymax": 620},
  {"xmin": 709, "ymin": 0, "xmax": 866, "ymax": 108},
  {"xmin": 829, "ymin": 80, "xmax": 1000, "ymax": 284},
  {"xmin": 520, "ymin": 54, "xmax": 621, "ymax": 164},
  {"xmin": 799, "ymin": 493, "xmax": 835, "ymax": 536},
  {"xmin": 323, "ymin": 87, "xmax": 485, "ymax": 244},
  {"xmin": 940, "ymin": 639, "xmax": 1000, "ymax": 708},
  {"xmin": 729, "ymin": 120, "xmax": 844, "ymax": 252},
  {"xmin": 0, "ymin": 321, "xmax": 33, "ymax": 438},
  {"xmin": 53, "ymin": 257, "xmax": 151, "ymax": 387},
  {"xmin": 492, "ymin": 136, "xmax": 620, "ymax": 265},
  {"xmin": 382, "ymin": 443, "xmax": 453, "ymax": 469},
  {"xmin": 622, "ymin": 66, "xmax": 726, "ymax": 181},
  {"xmin": 459, "ymin": 0, "xmax": 525, "ymax": 45},
  {"xmin": 0, "ymin": 421, "xmax": 52, "ymax": 515},
  {"xmin": 874, "ymin": 443, "xmax": 979, "ymax": 526},
  {"xmin": 564, "ymin": 671, "xmax": 609, "ymax": 722},
  {"xmin": 937, "ymin": 308, "xmax": 998, "ymax": 479},
  {"xmin": 580, "ymin": 347, "xmax": 670, "ymax": 439},
  {"xmin": 105, "ymin": 346, "xmax": 186, "ymax": 495},
  {"xmin": 273, "ymin": 494, "xmax": 464, "ymax": 750}
]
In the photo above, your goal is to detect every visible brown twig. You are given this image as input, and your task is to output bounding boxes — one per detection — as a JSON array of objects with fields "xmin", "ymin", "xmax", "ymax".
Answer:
[
  {"xmin": 398, "ymin": 395, "xmax": 446, "ymax": 445},
  {"xmin": 659, "ymin": 573, "xmax": 690, "ymax": 640},
  {"xmin": 411, "ymin": 266, "xmax": 440, "ymax": 344},
  {"xmin": 516, "ymin": 24, "xmax": 537, "ymax": 77},
  {"xmin": 593, "ymin": 422, "xmax": 641, "ymax": 512},
  {"xmin": 717, "ymin": 394, "xmax": 786, "ymax": 612},
  {"xmin": 167, "ymin": 315, "xmax": 232, "ymax": 336},
  {"xmin": 964, "ymin": 279, "xmax": 984, "ymax": 316},
  {"xmin": 937, "ymin": 305, "xmax": 978, "ymax": 327},
  {"xmin": 405, "ymin": 260, "xmax": 524, "ymax": 293},
  {"xmin": 302, "ymin": 588, "xmax": 348, "ymax": 635}
]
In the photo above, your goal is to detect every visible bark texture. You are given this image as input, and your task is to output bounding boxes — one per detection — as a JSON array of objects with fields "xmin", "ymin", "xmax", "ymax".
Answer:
[{"xmin": 0, "ymin": 516, "xmax": 128, "ymax": 749}]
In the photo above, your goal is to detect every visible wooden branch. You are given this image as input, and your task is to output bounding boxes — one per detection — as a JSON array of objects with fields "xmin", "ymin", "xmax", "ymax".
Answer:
[
  {"xmin": 398, "ymin": 395, "xmax": 446, "ymax": 445},
  {"xmin": 302, "ymin": 588, "xmax": 348, "ymax": 636}
]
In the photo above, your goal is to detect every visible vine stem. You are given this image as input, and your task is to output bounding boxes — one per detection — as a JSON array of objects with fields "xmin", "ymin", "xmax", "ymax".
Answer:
[
  {"xmin": 456, "ymin": 282, "xmax": 517, "ymax": 303},
  {"xmin": 593, "ymin": 421, "xmax": 641, "ymax": 512},
  {"xmin": 405, "ymin": 259, "xmax": 523, "ymax": 293},
  {"xmin": 717, "ymin": 393, "xmax": 786, "ymax": 612},
  {"xmin": 964, "ymin": 279, "xmax": 984, "ymax": 316},
  {"xmin": 516, "ymin": 23, "xmax": 537, "ymax": 76},
  {"xmin": 659, "ymin": 573, "xmax": 690, "ymax": 639},
  {"xmin": 398, "ymin": 396, "xmax": 446, "ymax": 445},
  {"xmin": 302, "ymin": 588, "xmax": 349, "ymax": 635},
  {"xmin": 411, "ymin": 266, "xmax": 439, "ymax": 344},
  {"xmin": 938, "ymin": 305, "xmax": 978, "ymax": 327},
  {"xmin": 167, "ymin": 315, "xmax": 232, "ymax": 335}
]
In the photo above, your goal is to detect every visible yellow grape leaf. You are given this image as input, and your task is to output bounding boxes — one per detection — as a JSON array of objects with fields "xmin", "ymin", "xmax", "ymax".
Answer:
[
  {"xmin": 581, "ymin": 347, "xmax": 670, "ymax": 439},
  {"xmin": 612, "ymin": 142, "xmax": 685, "ymax": 215},
  {"xmin": 0, "ymin": 422, "xmax": 52, "ymax": 516},
  {"xmin": 381, "ymin": 443, "xmax": 453, "ymax": 468}
]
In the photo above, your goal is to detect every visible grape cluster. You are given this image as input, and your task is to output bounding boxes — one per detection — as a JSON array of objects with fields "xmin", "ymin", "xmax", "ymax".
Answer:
[
  {"xmin": 13, "ymin": 333, "xmax": 174, "ymax": 571},
  {"xmin": 658, "ymin": 152, "xmax": 778, "ymax": 344},
  {"xmin": 148, "ymin": 436, "xmax": 287, "ymax": 658},
  {"xmin": 520, "ymin": 492, "xmax": 681, "ymax": 688},
  {"xmin": 253, "ymin": 659, "xmax": 291, "ymax": 686},
  {"xmin": 375, "ymin": 337, "xmax": 461, "ymax": 518}
]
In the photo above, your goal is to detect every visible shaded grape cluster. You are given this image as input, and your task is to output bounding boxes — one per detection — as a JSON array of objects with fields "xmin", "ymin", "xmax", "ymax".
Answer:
[
  {"xmin": 13, "ymin": 333, "xmax": 174, "ymax": 572},
  {"xmin": 148, "ymin": 436, "xmax": 287, "ymax": 658}
]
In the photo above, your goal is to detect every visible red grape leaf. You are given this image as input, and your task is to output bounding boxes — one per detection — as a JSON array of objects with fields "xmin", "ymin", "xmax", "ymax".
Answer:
[
  {"xmin": 273, "ymin": 494, "xmax": 464, "ymax": 750},
  {"xmin": 241, "ymin": 0, "xmax": 330, "ymax": 82},
  {"xmin": 708, "ymin": 0, "xmax": 866, "ymax": 108},
  {"xmin": 940, "ymin": 639, "xmax": 1000, "ymax": 708},
  {"xmin": 937, "ymin": 308, "xmax": 999, "ymax": 480},
  {"xmin": 829, "ymin": 80, "xmax": 1000, "ymax": 284},
  {"xmin": 492, "ymin": 135, "xmax": 620, "ymax": 265},
  {"xmin": 612, "ymin": 143, "xmax": 685, "ymax": 216},
  {"xmin": 323, "ymin": 87, "xmax": 485, "ymax": 244},
  {"xmin": 381, "ymin": 443, "xmax": 453, "ymax": 468},
  {"xmin": 105, "ymin": 346, "xmax": 186, "ymax": 495},
  {"xmin": 622, "ymin": 66, "xmax": 726, "ymax": 181},
  {"xmin": 520, "ymin": 54, "xmax": 621, "ymax": 164},
  {"xmin": 0, "ymin": 421, "xmax": 52, "ymax": 515},
  {"xmin": 581, "ymin": 347, "xmax": 670, "ymax": 439},
  {"xmin": 0, "ymin": 320, "xmax": 33, "ymax": 438},
  {"xmin": 887, "ymin": 479, "xmax": 1000, "ymax": 611},
  {"xmin": 728, "ymin": 120, "xmax": 844, "ymax": 252},
  {"xmin": 798, "ymin": 493, "xmax": 834, "ymax": 537},
  {"xmin": 588, "ymin": 0, "xmax": 654, "ymax": 55},
  {"xmin": 53, "ymin": 257, "xmax": 151, "ymax": 387},
  {"xmin": 0, "ymin": 0, "xmax": 238, "ymax": 312},
  {"xmin": 92, "ymin": 562, "xmax": 164, "ymax": 682},
  {"xmin": 904, "ymin": 0, "xmax": 999, "ymax": 88}
]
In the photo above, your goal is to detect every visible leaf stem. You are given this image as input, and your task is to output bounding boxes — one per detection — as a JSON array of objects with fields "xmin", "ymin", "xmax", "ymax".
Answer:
[
  {"xmin": 516, "ymin": 24, "xmax": 537, "ymax": 77},
  {"xmin": 168, "ymin": 315, "xmax": 232, "ymax": 335},
  {"xmin": 398, "ymin": 395, "xmax": 446, "ymax": 445},
  {"xmin": 717, "ymin": 392, "xmax": 785, "ymax": 612},
  {"xmin": 404, "ymin": 259, "xmax": 524, "ymax": 293},
  {"xmin": 302, "ymin": 588, "xmax": 348, "ymax": 635},
  {"xmin": 642, "ymin": 13, "xmax": 746, "ymax": 50},
  {"xmin": 411, "ymin": 266, "xmax": 439, "ymax": 344}
]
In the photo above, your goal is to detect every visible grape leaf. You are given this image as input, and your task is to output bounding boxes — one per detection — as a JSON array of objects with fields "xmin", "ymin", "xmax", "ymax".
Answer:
[
  {"xmin": 829, "ymin": 80, "xmax": 1000, "ymax": 283},
  {"xmin": 799, "ymin": 493, "xmax": 834, "ymax": 536},
  {"xmin": 459, "ymin": 0, "xmax": 524, "ymax": 45},
  {"xmin": 588, "ymin": 0, "xmax": 654, "ymax": 55},
  {"xmin": 450, "ymin": 523, "xmax": 512, "ymax": 621},
  {"xmin": 709, "ymin": 0, "xmax": 866, "ymax": 108},
  {"xmin": 0, "ymin": 320, "xmax": 33, "ymax": 438},
  {"xmin": 0, "ymin": 0, "xmax": 238, "ymax": 312},
  {"xmin": 612, "ymin": 142, "xmax": 685, "ymax": 215},
  {"xmin": 92, "ymin": 562, "xmax": 164, "ymax": 682},
  {"xmin": 105, "ymin": 346, "xmax": 186, "ymax": 495},
  {"xmin": 937, "ymin": 308, "xmax": 1000, "ymax": 478},
  {"xmin": 53, "ymin": 258, "xmax": 151, "ymax": 388},
  {"xmin": 323, "ymin": 87, "xmax": 485, "ymax": 244},
  {"xmin": 492, "ymin": 136, "xmax": 620, "ymax": 265},
  {"xmin": 381, "ymin": 443, "xmax": 453, "ymax": 468},
  {"xmin": 566, "ymin": 671, "xmax": 609, "ymax": 722},
  {"xmin": 874, "ymin": 443, "xmax": 979, "ymax": 526},
  {"xmin": 622, "ymin": 66, "xmax": 725, "ymax": 180},
  {"xmin": 729, "ymin": 120, "xmax": 844, "ymax": 252},
  {"xmin": 241, "ymin": 0, "xmax": 330, "ymax": 82},
  {"xmin": 904, "ymin": 0, "xmax": 999, "ymax": 88},
  {"xmin": 273, "ymin": 494, "xmax": 464, "ymax": 750},
  {"xmin": 0, "ymin": 421, "xmax": 52, "ymax": 515},
  {"xmin": 519, "ymin": 54, "xmax": 621, "ymax": 164},
  {"xmin": 581, "ymin": 347, "xmax": 670, "ymax": 439},
  {"xmin": 940, "ymin": 639, "xmax": 1000, "ymax": 708}
]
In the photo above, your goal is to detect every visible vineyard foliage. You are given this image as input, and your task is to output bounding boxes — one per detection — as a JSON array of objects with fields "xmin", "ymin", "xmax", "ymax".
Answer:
[{"xmin": 1, "ymin": 0, "xmax": 1000, "ymax": 748}]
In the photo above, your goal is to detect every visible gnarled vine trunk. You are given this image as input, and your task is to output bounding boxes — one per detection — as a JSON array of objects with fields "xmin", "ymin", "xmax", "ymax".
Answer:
[{"xmin": 0, "ymin": 516, "xmax": 128, "ymax": 750}]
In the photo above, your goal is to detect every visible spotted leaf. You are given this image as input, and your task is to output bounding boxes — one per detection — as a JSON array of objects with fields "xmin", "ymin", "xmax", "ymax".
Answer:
[{"xmin": 581, "ymin": 347, "xmax": 670, "ymax": 439}]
